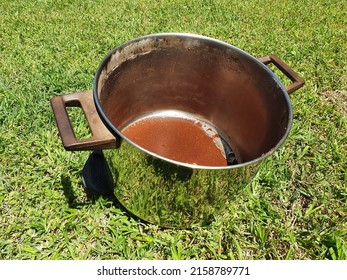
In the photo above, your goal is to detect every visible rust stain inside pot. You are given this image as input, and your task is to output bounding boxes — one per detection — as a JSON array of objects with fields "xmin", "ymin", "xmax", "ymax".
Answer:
[{"xmin": 121, "ymin": 115, "xmax": 228, "ymax": 166}]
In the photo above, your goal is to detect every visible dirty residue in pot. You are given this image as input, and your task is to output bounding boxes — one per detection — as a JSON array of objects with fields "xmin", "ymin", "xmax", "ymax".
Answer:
[{"xmin": 121, "ymin": 114, "xmax": 229, "ymax": 166}]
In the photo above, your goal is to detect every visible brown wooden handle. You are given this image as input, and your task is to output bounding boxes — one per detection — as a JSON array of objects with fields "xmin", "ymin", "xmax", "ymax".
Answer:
[
  {"xmin": 259, "ymin": 55, "xmax": 305, "ymax": 94},
  {"xmin": 50, "ymin": 90, "xmax": 117, "ymax": 151}
]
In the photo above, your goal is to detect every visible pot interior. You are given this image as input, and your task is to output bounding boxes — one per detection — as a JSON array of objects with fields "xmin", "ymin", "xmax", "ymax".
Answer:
[
  {"xmin": 121, "ymin": 111, "xmax": 237, "ymax": 166},
  {"xmin": 96, "ymin": 34, "xmax": 291, "ymax": 165}
]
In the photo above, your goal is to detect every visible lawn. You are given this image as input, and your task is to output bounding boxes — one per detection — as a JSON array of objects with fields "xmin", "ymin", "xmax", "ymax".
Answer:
[{"xmin": 0, "ymin": 0, "xmax": 346, "ymax": 259}]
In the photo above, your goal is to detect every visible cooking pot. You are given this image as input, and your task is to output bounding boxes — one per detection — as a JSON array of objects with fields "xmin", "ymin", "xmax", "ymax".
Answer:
[{"xmin": 51, "ymin": 33, "xmax": 304, "ymax": 228}]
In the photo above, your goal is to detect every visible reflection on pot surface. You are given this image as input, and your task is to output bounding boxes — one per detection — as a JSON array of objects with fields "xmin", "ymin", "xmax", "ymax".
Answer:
[{"xmin": 104, "ymin": 140, "xmax": 260, "ymax": 228}]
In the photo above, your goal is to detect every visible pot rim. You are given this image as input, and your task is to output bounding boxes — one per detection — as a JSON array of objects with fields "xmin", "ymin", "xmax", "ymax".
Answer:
[{"xmin": 93, "ymin": 32, "xmax": 293, "ymax": 170}]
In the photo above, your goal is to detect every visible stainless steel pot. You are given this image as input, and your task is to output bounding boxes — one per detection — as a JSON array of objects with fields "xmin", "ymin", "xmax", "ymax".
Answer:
[{"xmin": 51, "ymin": 33, "xmax": 304, "ymax": 228}]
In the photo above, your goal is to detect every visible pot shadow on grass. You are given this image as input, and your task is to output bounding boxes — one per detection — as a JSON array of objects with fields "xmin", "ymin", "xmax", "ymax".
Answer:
[
  {"xmin": 61, "ymin": 175, "xmax": 85, "ymax": 208},
  {"xmin": 61, "ymin": 150, "xmax": 147, "ymax": 224},
  {"xmin": 86, "ymin": 193, "xmax": 147, "ymax": 225}
]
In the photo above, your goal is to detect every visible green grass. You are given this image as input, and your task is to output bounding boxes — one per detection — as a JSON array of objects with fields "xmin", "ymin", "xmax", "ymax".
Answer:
[{"xmin": 0, "ymin": 0, "xmax": 346, "ymax": 259}]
